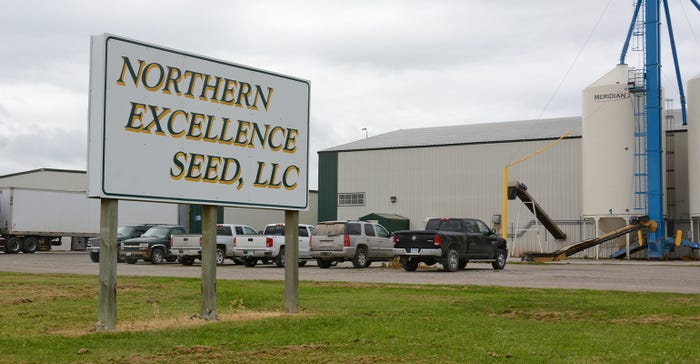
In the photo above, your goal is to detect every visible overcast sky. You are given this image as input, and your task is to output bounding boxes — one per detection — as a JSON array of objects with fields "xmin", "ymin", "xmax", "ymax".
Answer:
[{"xmin": 1, "ymin": 0, "xmax": 699, "ymax": 189}]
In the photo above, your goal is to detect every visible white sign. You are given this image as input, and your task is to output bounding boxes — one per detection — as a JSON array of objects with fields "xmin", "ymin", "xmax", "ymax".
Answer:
[{"xmin": 88, "ymin": 34, "xmax": 309, "ymax": 209}]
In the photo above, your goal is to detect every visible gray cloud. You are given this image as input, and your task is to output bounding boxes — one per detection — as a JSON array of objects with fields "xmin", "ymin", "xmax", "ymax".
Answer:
[{"xmin": 0, "ymin": 0, "xmax": 699, "ymax": 189}]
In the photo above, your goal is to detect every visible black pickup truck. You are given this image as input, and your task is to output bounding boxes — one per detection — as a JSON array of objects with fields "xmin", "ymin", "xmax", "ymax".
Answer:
[{"xmin": 393, "ymin": 218, "xmax": 508, "ymax": 272}]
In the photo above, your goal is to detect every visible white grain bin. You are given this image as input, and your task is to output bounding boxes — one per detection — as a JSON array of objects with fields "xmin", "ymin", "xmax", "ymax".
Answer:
[
  {"xmin": 582, "ymin": 64, "xmax": 636, "ymax": 218},
  {"xmin": 688, "ymin": 74, "xmax": 700, "ymax": 218}
]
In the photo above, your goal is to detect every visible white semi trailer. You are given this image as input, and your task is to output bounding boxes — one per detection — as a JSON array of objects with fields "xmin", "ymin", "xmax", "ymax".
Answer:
[{"xmin": 0, "ymin": 187, "xmax": 178, "ymax": 254}]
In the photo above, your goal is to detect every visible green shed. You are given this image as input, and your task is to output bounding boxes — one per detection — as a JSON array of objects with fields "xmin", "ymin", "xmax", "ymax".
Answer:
[{"xmin": 359, "ymin": 213, "xmax": 410, "ymax": 233}]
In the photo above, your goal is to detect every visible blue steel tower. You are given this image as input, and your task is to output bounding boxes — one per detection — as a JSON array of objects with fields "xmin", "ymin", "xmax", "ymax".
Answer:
[
  {"xmin": 645, "ymin": 0, "xmax": 664, "ymax": 258},
  {"xmin": 620, "ymin": 0, "xmax": 700, "ymax": 257}
]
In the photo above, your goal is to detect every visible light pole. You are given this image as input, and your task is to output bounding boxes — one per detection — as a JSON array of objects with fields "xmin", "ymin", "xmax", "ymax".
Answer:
[{"xmin": 361, "ymin": 128, "xmax": 368, "ymax": 138}]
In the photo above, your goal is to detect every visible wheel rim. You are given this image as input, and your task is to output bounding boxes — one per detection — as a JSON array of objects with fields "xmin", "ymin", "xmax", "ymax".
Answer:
[
  {"xmin": 8, "ymin": 238, "xmax": 21, "ymax": 253},
  {"xmin": 498, "ymin": 251, "xmax": 506, "ymax": 266},
  {"xmin": 448, "ymin": 251, "xmax": 458, "ymax": 270},
  {"xmin": 153, "ymin": 250, "xmax": 163, "ymax": 263},
  {"xmin": 358, "ymin": 251, "xmax": 366, "ymax": 266},
  {"xmin": 216, "ymin": 249, "xmax": 224, "ymax": 264},
  {"xmin": 24, "ymin": 239, "xmax": 38, "ymax": 252}
]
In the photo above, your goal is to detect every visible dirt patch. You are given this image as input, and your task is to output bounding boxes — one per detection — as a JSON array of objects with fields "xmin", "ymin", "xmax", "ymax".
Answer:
[
  {"xmin": 0, "ymin": 284, "xmax": 94, "ymax": 304},
  {"xmin": 51, "ymin": 311, "xmax": 288, "ymax": 337},
  {"xmin": 494, "ymin": 309, "xmax": 587, "ymax": 321},
  {"xmin": 613, "ymin": 314, "xmax": 700, "ymax": 327}
]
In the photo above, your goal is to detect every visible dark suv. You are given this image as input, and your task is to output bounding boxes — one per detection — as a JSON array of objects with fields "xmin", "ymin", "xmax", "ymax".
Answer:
[
  {"xmin": 120, "ymin": 225, "xmax": 186, "ymax": 264},
  {"xmin": 87, "ymin": 224, "xmax": 156, "ymax": 263}
]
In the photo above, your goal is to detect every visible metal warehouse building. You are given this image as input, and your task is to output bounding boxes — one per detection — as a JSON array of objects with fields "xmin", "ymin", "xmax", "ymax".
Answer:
[{"xmin": 318, "ymin": 113, "xmax": 692, "ymax": 259}]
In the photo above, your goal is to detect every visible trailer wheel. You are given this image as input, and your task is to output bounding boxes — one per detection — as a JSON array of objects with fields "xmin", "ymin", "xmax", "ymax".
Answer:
[
  {"xmin": 22, "ymin": 237, "xmax": 39, "ymax": 254},
  {"xmin": 5, "ymin": 237, "xmax": 22, "ymax": 254}
]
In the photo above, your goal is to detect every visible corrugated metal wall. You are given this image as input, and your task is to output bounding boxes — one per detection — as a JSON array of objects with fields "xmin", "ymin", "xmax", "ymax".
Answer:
[
  {"xmin": 332, "ymin": 131, "xmax": 691, "ymax": 259},
  {"xmin": 334, "ymin": 138, "xmax": 584, "ymax": 257}
]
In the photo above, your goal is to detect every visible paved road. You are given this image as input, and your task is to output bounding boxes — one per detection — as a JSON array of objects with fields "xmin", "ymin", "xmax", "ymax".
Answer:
[{"xmin": 1, "ymin": 252, "xmax": 699, "ymax": 293}]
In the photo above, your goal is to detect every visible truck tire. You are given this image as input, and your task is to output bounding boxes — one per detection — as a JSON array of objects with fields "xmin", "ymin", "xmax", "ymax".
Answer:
[
  {"xmin": 5, "ymin": 237, "xmax": 22, "ymax": 254},
  {"xmin": 150, "ymin": 248, "xmax": 165, "ymax": 264},
  {"xmin": 275, "ymin": 246, "xmax": 286, "ymax": 267},
  {"xmin": 22, "ymin": 237, "xmax": 39, "ymax": 254},
  {"xmin": 232, "ymin": 258, "xmax": 244, "ymax": 265},
  {"xmin": 244, "ymin": 258, "xmax": 257, "ymax": 267},
  {"xmin": 491, "ymin": 249, "xmax": 507, "ymax": 270},
  {"xmin": 126, "ymin": 258, "xmax": 138, "ymax": 264},
  {"xmin": 403, "ymin": 257, "xmax": 419, "ymax": 272},
  {"xmin": 180, "ymin": 257, "xmax": 195, "ymax": 265},
  {"xmin": 443, "ymin": 247, "xmax": 459, "ymax": 272},
  {"xmin": 458, "ymin": 259, "xmax": 468, "ymax": 270},
  {"xmin": 317, "ymin": 259, "xmax": 332, "ymax": 269},
  {"xmin": 90, "ymin": 252, "xmax": 100, "ymax": 263},
  {"xmin": 352, "ymin": 246, "xmax": 368, "ymax": 268},
  {"xmin": 216, "ymin": 248, "xmax": 225, "ymax": 266}
]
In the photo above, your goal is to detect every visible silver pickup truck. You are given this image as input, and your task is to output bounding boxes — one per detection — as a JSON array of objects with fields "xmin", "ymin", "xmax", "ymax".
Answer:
[
  {"xmin": 233, "ymin": 223, "xmax": 315, "ymax": 267},
  {"xmin": 171, "ymin": 223, "xmax": 258, "ymax": 265}
]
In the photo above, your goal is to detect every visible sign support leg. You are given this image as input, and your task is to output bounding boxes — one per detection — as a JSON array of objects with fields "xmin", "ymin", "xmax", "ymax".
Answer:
[
  {"xmin": 97, "ymin": 198, "xmax": 118, "ymax": 332},
  {"xmin": 284, "ymin": 210, "xmax": 299, "ymax": 313},
  {"xmin": 200, "ymin": 204, "xmax": 218, "ymax": 320}
]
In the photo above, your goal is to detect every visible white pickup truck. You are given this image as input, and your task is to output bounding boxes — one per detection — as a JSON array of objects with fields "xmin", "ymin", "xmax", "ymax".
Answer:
[
  {"xmin": 170, "ymin": 223, "xmax": 258, "ymax": 266},
  {"xmin": 233, "ymin": 223, "xmax": 315, "ymax": 267}
]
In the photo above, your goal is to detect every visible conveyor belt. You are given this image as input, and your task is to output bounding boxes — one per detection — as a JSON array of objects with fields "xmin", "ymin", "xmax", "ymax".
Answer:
[
  {"xmin": 522, "ymin": 216, "xmax": 656, "ymax": 262},
  {"xmin": 508, "ymin": 182, "xmax": 566, "ymax": 240}
]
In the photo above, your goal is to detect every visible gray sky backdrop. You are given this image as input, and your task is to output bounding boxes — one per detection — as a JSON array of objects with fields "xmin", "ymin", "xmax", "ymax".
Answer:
[{"xmin": 1, "ymin": 0, "xmax": 699, "ymax": 189}]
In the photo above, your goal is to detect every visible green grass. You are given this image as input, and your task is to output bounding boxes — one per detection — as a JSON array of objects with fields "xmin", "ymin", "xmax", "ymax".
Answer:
[{"xmin": 0, "ymin": 272, "xmax": 699, "ymax": 363}]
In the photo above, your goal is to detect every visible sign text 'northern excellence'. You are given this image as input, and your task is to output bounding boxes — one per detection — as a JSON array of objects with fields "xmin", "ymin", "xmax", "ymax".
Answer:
[{"xmin": 88, "ymin": 35, "xmax": 310, "ymax": 209}]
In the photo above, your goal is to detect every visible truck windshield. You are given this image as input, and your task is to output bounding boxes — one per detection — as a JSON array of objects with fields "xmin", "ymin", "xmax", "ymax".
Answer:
[
  {"xmin": 314, "ymin": 223, "xmax": 345, "ymax": 236},
  {"xmin": 425, "ymin": 219, "xmax": 462, "ymax": 232},
  {"xmin": 143, "ymin": 227, "xmax": 170, "ymax": 239},
  {"xmin": 117, "ymin": 226, "xmax": 137, "ymax": 238},
  {"xmin": 264, "ymin": 225, "xmax": 285, "ymax": 235},
  {"xmin": 216, "ymin": 226, "xmax": 232, "ymax": 236}
]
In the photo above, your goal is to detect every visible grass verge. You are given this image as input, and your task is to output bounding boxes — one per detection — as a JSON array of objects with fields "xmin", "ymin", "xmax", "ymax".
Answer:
[{"xmin": 0, "ymin": 272, "xmax": 698, "ymax": 363}]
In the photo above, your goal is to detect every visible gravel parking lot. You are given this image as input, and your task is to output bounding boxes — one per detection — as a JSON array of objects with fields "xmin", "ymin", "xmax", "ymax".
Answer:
[{"xmin": 1, "ymin": 252, "xmax": 699, "ymax": 293}]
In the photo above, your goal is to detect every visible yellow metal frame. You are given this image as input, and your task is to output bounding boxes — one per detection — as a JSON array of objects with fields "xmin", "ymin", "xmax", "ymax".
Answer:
[{"xmin": 502, "ymin": 130, "xmax": 573, "ymax": 240}]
